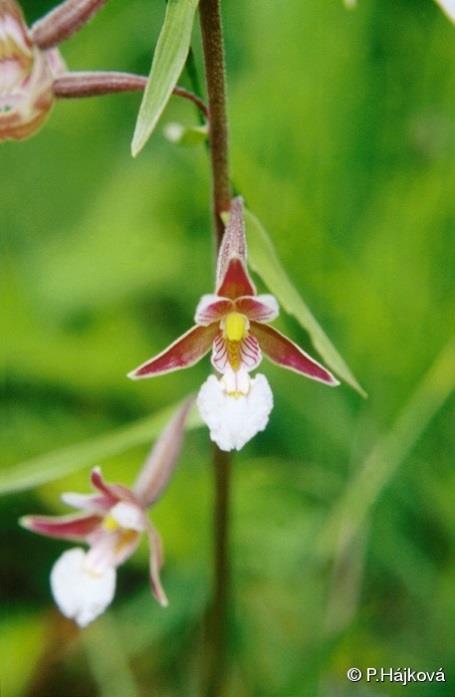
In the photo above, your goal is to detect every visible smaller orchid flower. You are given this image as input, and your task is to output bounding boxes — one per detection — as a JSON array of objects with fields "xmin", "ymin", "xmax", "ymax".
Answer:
[
  {"xmin": 20, "ymin": 399, "xmax": 192, "ymax": 627},
  {"xmin": 129, "ymin": 197, "xmax": 339, "ymax": 451}
]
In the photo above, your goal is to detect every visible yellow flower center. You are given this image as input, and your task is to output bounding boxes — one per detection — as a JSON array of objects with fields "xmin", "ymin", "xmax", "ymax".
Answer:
[
  {"xmin": 224, "ymin": 312, "xmax": 248, "ymax": 342},
  {"xmin": 102, "ymin": 514, "xmax": 120, "ymax": 532}
]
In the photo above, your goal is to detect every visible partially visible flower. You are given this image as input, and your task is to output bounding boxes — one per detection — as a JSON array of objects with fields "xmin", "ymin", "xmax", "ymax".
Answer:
[
  {"xmin": 435, "ymin": 0, "xmax": 455, "ymax": 22},
  {"xmin": 0, "ymin": 0, "xmax": 65, "ymax": 141},
  {"xmin": 20, "ymin": 399, "xmax": 192, "ymax": 627},
  {"xmin": 129, "ymin": 197, "xmax": 339, "ymax": 451}
]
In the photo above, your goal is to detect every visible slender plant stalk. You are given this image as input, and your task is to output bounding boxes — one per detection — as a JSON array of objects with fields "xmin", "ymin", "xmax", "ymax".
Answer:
[
  {"xmin": 199, "ymin": 0, "xmax": 231, "ymax": 249},
  {"xmin": 206, "ymin": 445, "xmax": 231, "ymax": 697},
  {"xmin": 199, "ymin": 1, "xmax": 232, "ymax": 695}
]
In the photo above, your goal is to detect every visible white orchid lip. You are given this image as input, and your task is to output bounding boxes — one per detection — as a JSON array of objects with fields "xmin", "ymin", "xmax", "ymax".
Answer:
[
  {"xmin": 197, "ymin": 372, "xmax": 273, "ymax": 451},
  {"xmin": 50, "ymin": 547, "xmax": 116, "ymax": 628}
]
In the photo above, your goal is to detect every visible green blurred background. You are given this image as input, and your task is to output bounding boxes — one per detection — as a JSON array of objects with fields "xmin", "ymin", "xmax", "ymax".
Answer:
[{"xmin": 2, "ymin": 0, "xmax": 454, "ymax": 695}]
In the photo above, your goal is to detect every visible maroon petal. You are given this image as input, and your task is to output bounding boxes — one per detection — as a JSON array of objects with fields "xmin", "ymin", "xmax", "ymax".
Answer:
[
  {"xmin": 20, "ymin": 512, "xmax": 101, "ymax": 541},
  {"xmin": 215, "ymin": 197, "xmax": 256, "ymax": 299},
  {"xmin": 252, "ymin": 323, "xmax": 340, "ymax": 386},
  {"xmin": 128, "ymin": 324, "xmax": 219, "ymax": 380},
  {"xmin": 147, "ymin": 524, "xmax": 168, "ymax": 607},
  {"xmin": 235, "ymin": 295, "xmax": 279, "ymax": 322},
  {"xmin": 216, "ymin": 258, "xmax": 256, "ymax": 300}
]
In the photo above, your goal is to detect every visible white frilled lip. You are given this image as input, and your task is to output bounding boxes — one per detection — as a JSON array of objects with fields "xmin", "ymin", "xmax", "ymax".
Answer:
[
  {"xmin": 50, "ymin": 547, "xmax": 116, "ymax": 628},
  {"xmin": 197, "ymin": 371, "xmax": 273, "ymax": 451}
]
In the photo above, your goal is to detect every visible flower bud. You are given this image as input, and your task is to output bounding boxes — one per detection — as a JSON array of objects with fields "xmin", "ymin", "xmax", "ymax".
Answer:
[{"xmin": 0, "ymin": 0, "xmax": 64, "ymax": 141}]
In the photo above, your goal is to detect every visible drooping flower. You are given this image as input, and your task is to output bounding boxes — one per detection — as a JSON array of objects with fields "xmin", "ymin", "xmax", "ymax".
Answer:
[
  {"xmin": 0, "ymin": 0, "xmax": 65, "ymax": 141},
  {"xmin": 20, "ymin": 399, "xmax": 192, "ymax": 627},
  {"xmin": 129, "ymin": 198, "xmax": 339, "ymax": 451}
]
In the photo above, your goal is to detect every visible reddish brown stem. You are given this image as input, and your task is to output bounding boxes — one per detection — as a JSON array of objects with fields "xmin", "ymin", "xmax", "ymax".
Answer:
[
  {"xmin": 205, "ymin": 445, "xmax": 231, "ymax": 697},
  {"xmin": 52, "ymin": 72, "xmax": 208, "ymax": 117},
  {"xmin": 199, "ymin": 0, "xmax": 231, "ymax": 250}
]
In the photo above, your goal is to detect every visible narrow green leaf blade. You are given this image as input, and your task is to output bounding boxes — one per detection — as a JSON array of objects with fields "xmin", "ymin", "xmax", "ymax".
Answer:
[
  {"xmin": 244, "ymin": 208, "xmax": 367, "ymax": 397},
  {"xmin": 316, "ymin": 337, "xmax": 455, "ymax": 559},
  {"xmin": 131, "ymin": 0, "xmax": 199, "ymax": 157},
  {"xmin": 0, "ymin": 402, "xmax": 202, "ymax": 496}
]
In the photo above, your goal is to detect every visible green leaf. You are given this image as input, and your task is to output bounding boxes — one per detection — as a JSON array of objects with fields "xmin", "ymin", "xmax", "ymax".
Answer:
[
  {"xmin": 316, "ymin": 338, "xmax": 455, "ymax": 558},
  {"xmin": 131, "ymin": 0, "xmax": 200, "ymax": 157},
  {"xmin": 244, "ymin": 208, "xmax": 367, "ymax": 397},
  {"xmin": 0, "ymin": 402, "xmax": 202, "ymax": 496}
]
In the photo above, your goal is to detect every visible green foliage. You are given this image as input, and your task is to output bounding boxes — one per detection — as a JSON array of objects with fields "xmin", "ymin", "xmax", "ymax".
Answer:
[
  {"xmin": 132, "ymin": 0, "xmax": 200, "ymax": 156},
  {"xmin": 2, "ymin": 0, "xmax": 454, "ymax": 695},
  {"xmin": 0, "ymin": 402, "xmax": 201, "ymax": 495}
]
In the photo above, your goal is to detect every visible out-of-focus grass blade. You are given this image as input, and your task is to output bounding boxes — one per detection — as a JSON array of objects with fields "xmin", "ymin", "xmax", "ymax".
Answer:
[
  {"xmin": 0, "ymin": 402, "xmax": 201, "ymax": 496},
  {"xmin": 244, "ymin": 208, "xmax": 367, "ymax": 397},
  {"xmin": 317, "ymin": 337, "xmax": 455, "ymax": 558},
  {"xmin": 131, "ymin": 0, "xmax": 199, "ymax": 157}
]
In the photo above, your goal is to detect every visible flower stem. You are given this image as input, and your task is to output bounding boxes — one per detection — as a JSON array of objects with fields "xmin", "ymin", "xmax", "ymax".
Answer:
[
  {"xmin": 199, "ymin": 0, "xmax": 231, "ymax": 249},
  {"xmin": 199, "ymin": 1, "xmax": 232, "ymax": 695},
  {"xmin": 52, "ymin": 71, "xmax": 208, "ymax": 116},
  {"xmin": 206, "ymin": 445, "xmax": 231, "ymax": 697}
]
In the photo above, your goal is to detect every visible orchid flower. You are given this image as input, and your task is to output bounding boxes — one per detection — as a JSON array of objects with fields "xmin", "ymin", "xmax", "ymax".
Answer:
[
  {"xmin": 20, "ymin": 399, "xmax": 192, "ymax": 627},
  {"xmin": 129, "ymin": 198, "xmax": 339, "ymax": 451}
]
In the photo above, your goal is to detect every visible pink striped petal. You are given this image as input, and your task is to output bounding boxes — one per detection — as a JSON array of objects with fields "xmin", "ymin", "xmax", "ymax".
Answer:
[
  {"xmin": 194, "ymin": 294, "xmax": 233, "ymax": 325},
  {"xmin": 251, "ymin": 323, "xmax": 340, "ymax": 386},
  {"xmin": 235, "ymin": 295, "xmax": 279, "ymax": 322},
  {"xmin": 211, "ymin": 332, "xmax": 262, "ymax": 373},
  {"xmin": 147, "ymin": 524, "xmax": 168, "ymax": 607},
  {"xmin": 239, "ymin": 333, "xmax": 262, "ymax": 370},
  {"xmin": 128, "ymin": 324, "xmax": 219, "ymax": 380},
  {"xmin": 20, "ymin": 513, "xmax": 101, "ymax": 541},
  {"xmin": 211, "ymin": 331, "xmax": 228, "ymax": 373}
]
